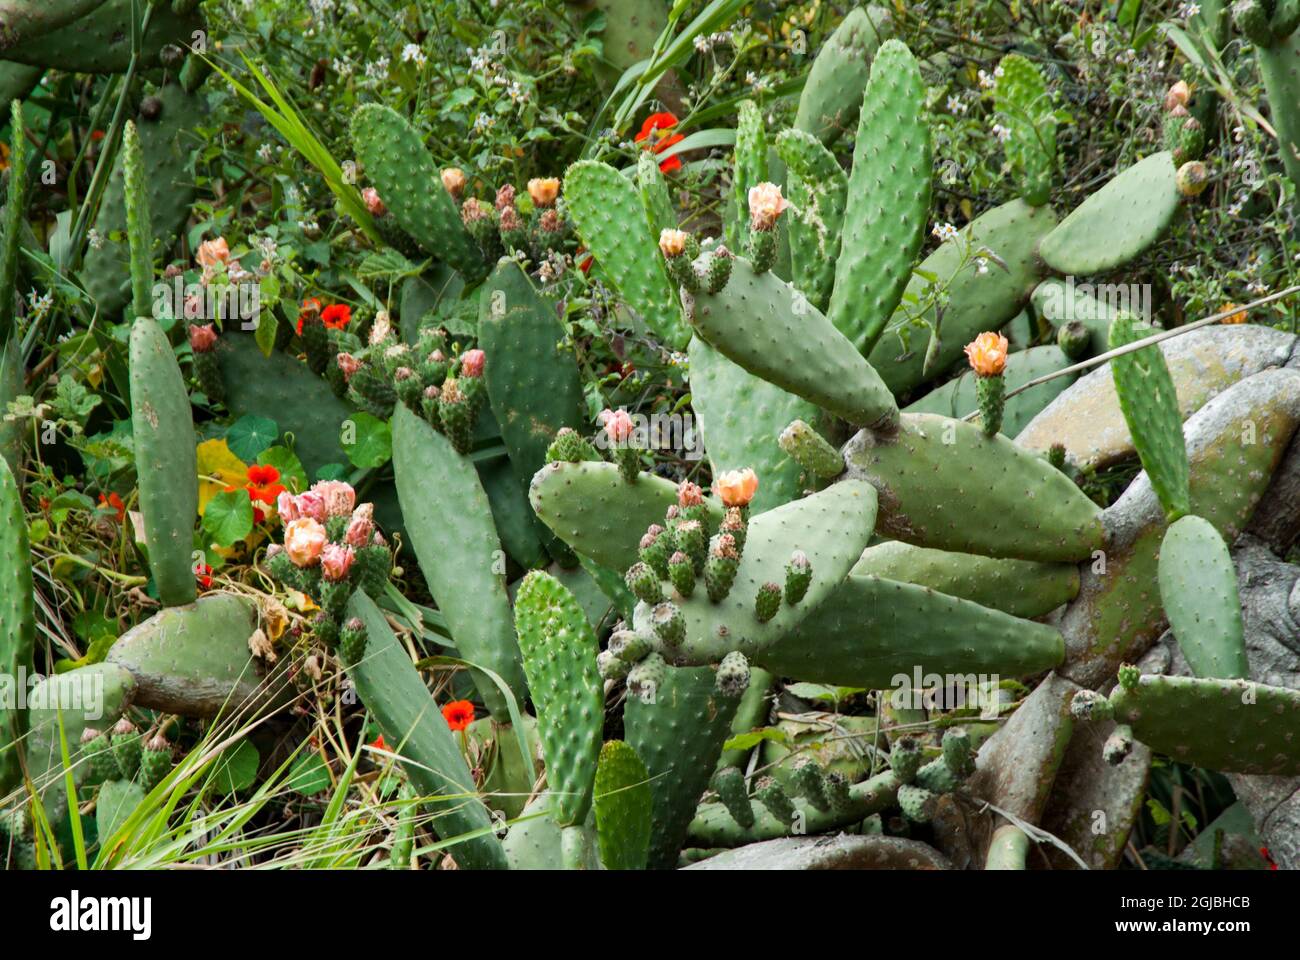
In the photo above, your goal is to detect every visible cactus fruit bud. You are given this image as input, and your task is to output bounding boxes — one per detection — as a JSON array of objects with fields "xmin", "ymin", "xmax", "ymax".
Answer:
[
  {"xmin": 779, "ymin": 419, "xmax": 844, "ymax": 480},
  {"xmin": 1103, "ymin": 724, "xmax": 1134, "ymax": 766},
  {"xmin": 495, "ymin": 183, "xmax": 516, "ymax": 211},
  {"xmin": 941, "ymin": 726, "xmax": 973, "ymax": 775},
  {"xmin": 674, "ymin": 519, "xmax": 707, "ymax": 572},
  {"xmin": 676, "ymin": 480, "xmax": 705, "ymax": 507},
  {"xmin": 1048, "ymin": 442, "xmax": 1068, "ymax": 472},
  {"xmin": 746, "ymin": 226, "xmax": 777, "ymax": 274},
  {"xmin": 720, "ymin": 507, "xmax": 747, "ymax": 554},
  {"xmin": 625, "ymin": 561, "xmax": 664, "ymax": 605},
  {"xmin": 460, "ymin": 349, "xmax": 486, "ymax": 378},
  {"xmin": 545, "ymin": 427, "xmax": 600, "ymax": 463},
  {"xmin": 80, "ymin": 726, "xmax": 101, "ymax": 745},
  {"xmin": 890, "ymin": 736, "xmax": 923, "ymax": 784},
  {"xmin": 1176, "ymin": 161, "xmax": 1210, "ymax": 197},
  {"xmin": 362, "ymin": 186, "xmax": 387, "ymax": 217},
  {"xmin": 713, "ymin": 467, "xmax": 758, "ymax": 509},
  {"xmin": 600, "ymin": 408, "xmax": 640, "ymax": 483},
  {"xmin": 703, "ymin": 245, "xmax": 734, "ymax": 294},
  {"xmin": 784, "ymin": 550, "xmax": 812, "ymax": 605},
  {"xmin": 83, "ymin": 731, "xmax": 119, "ymax": 784},
  {"xmin": 1056, "ymin": 319, "xmax": 1091, "ymax": 360},
  {"xmin": 1164, "ymin": 80, "xmax": 1192, "ymax": 112},
  {"xmin": 111, "ymin": 719, "xmax": 142, "ymax": 779},
  {"xmin": 527, "ymin": 177, "xmax": 561, "ymax": 208},
  {"xmin": 1070, "ymin": 688, "xmax": 1114, "ymax": 723},
  {"xmin": 1117, "ymin": 663, "xmax": 1141, "ymax": 690},
  {"xmin": 668, "ymin": 550, "xmax": 696, "ymax": 597},
  {"xmin": 711, "ymin": 767, "xmax": 755, "ymax": 828},
  {"xmin": 754, "ymin": 776, "xmax": 797, "ymax": 826},
  {"xmin": 139, "ymin": 735, "xmax": 172, "ymax": 792},
  {"xmin": 1232, "ymin": 0, "xmax": 1274, "ymax": 46},
  {"xmin": 825, "ymin": 772, "xmax": 853, "ymax": 814},
  {"xmin": 790, "ymin": 757, "xmax": 831, "ymax": 812},
  {"xmin": 339, "ymin": 616, "xmax": 368, "ymax": 667},
  {"xmin": 715, "ymin": 650, "xmax": 751, "ymax": 698},
  {"xmin": 608, "ymin": 628, "xmax": 653, "ymax": 664},
  {"xmin": 498, "ymin": 204, "xmax": 527, "ymax": 250},
  {"xmin": 650, "ymin": 601, "xmax": 686, "ymax": 647},
  {"xmin": 975, "ymin": 373, "xmax": 1006, "ymax": 437},
  {"xmin": 754, "ymin": 581, "xmax": 782, "ymax": 623},
  {"xmin": 897, "ymin": 783, "xmax": 937, "ymax": 823},
  {"xmin": 626, "ymin": 652, "xmax": 667, "ymax": 703},
  {"xmin": 639, "ymin": 524, "xmax": 673, "ymax": 578},
  {"xmin": 597, "ymin": 649, "xmax": 630, "ymax": 680},
  {"xmin": 705, "ymin": 534, "xmax": 740, "ymax": 602},
  {"xmin": 1164, "ymin": 113, "xmax": 1205, "ymax": 165},
  {"xmin": 916, "ymin": 757, "xmax": 961, "ymax": 794},
  {"xmin": 441, "ymin": 167, "xmax": 467, "ymax": 200}
]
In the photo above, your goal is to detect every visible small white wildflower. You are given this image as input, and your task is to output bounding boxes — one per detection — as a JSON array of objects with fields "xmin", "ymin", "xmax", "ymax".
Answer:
[
  {"xmin": 332, "ymin": 57, "xmax": 352, "ymax": 77},
  {"xmin": 932, "ymin": 222, "xmax": 960, "ymax": 243},
  {"xmin": 87, "ymin": 228, "xmax": 103, "ymax": 250},
  {"xmin": 978, "ymin": 69, "xmax": 996, "ymax": 90},
  {"xmin": 402, "ymin": 43, "xmax": 426, "ymax": 66},
  {"xmin": 258, "ymin": 142, "xmax": 274, "ymax": 162},
  {"xmin": 694, "ymin": 35, "xmax": 712, "ymax": 54},
  {"xmin": 308, "ymin": 0, "xmax": 334, "ymax": 15},
  {"xmin": 341, "ymin": 159, "xmax": 357, "ymax": 184},
  {"xmin": 991, "ymin": 122, "xmax": 1011, "ymax": 143},
  {"xmin": 947, "ymin": 95, "xmax": 968, "ymax": 115},
  {"xmin": 364, "ymin": 56, "xmax": 390, "ymax": 80},
  {"xmin": 472, "ymin": 113, "xmax": 495, "ymax": 134},
  {"xmin": 975, "ymin": 257, "xmax": 989, "ymax": 275},
  {"xmin": 26, "ymin": 290, "xmax": 53, "ymax": 321},
  {"xmin": 1178, "ymin": 2, "xmax": 1201, "ymax": 18}
]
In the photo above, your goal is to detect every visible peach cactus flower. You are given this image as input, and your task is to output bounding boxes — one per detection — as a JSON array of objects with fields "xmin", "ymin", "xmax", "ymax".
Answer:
[
  {"xmin": 441, "ymin": 167, "xmax": 467, "ymax": 199},
  {"xmin": 284, "ymin": 518, "xmax": 328, "ymax": 567},
  {"xmin": 345, "ymin": 503, "xmax": 375, "ymax": 547},
  {"xmin": 1164, "ymin": 80, "xmax": 1191, "ymax": 112},
  {"xmin": 714, "ymin": 468, "xmax": 758, "ymax": 508},
  {"xmin": 659, "ymin": 228, "xmax": 688, "ymax": 258},
  {"xmin": 747, "ymin": 182, "xmax": 788, "ymax": 231},
  {"xmin": 196, "ymin": 237, "xmax": 230, "ymax": 270},
  {"xmin": 320, "ymin": 543, "xmax": 356, "ymax": 582},
  {"xmin": 676, "ymin": 479, "xmax": 704, "ymax": 507},
  {"xmin": 460, "ymin": 349, "xmax": 486, "ymax": 378},
  {"xmin": 527, "ymin": 177, "xmax": 561, "ymax": 208},
  {"xmin": 312, "ymin": 480, "xmax": 356, "ymax": 517},
  {"xmin": 964, "ymin": 331, "xmax": 1009, "ymax": 377},
  {"xmin": 600, "ymin": 408, "xmax": 635, "ymax": 444}
]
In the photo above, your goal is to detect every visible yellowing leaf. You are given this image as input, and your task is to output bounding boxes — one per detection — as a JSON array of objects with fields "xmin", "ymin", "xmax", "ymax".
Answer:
[
  {"xmin": 286, "ymin": 588, "xmax": 318, "ymax": 613},
  {"xmin": 197, "ymin": 438, "xmax": 250, "ymax": 515}
]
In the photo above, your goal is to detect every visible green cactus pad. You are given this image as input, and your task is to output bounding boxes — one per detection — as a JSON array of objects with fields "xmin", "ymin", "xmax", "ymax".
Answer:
[
  {"xmin": 905, "ymin": 345, "xmax": 1079, "ymax": 439},
  {"xmin": 105, "ymin": 593, "xmax": 287, "ymax": 718},
  {"xmin": 514, "ymin": 572, "xmax": 604, "ymax": 827},
  {"xmin": 993, "ymin": 54, "xmax": 1057, "ymax": 206},
  {"xmin": 122, "ymin": 121, "xmax": 153, "ymax": 320},
  {"xmin": 393, "ymin": 404, "xmax": 527, "ymax": 716},
  {"xmin": 867, "ymin": 199, "xmax": 1056, "ymax": 397},
  {"xmin": 688, "ymin": 337, "xmax": 820, "ymax": 513},
  {"xmin": 130, "ymin": 316, "xmax": 198, "ymax": 606},
  {"xmin": 1109, "ymin": 313, "xmax": 1191, "ymax": 521},
  {"xmin": 1256, "ymin": 30, "xmax": 1300, "ymax": 193},
  {"xmin": 631, "ymin": 482, "xmax": 878, "ymax": 665},
  {"xmin": 96, "ymin": 778, "xmax": 147, "ymax": 847},
  {"xmin": 564, "ymin": 160, "xmax": 686, "ymax": 348},
  {"xmin": 778, "ymin": 419, "xmax": 844, "ymax": 481},
  {"xmin": 0, "ymin": 456, "xmax": 34, "ymax": 795},
  {"xmin": 0, "ymin": 0, "xmax": 105, "ymax": 52},
  {"xmin": 766, "ymin": 574, "xmax": 1064, "ymax": 688},
  {"xmin": 844, "ymin": 412, "xmax": 1103, "ymax": 563},
  {"xmin": 1, "ymin": 100, "xmax": 30, "ymax": 341},
  {"xmin": 725, "ymin": 100, "xmax": 768, "ymax": 252},
  {"xmin": 1039, "ymin": 152, "xmax": 1181, "ymax": 275},
  {"xmin": 853, "ymin": 541, "xmax": 1079, "ymax": 619},
  {"xmin": 529, "ymin": 460, "xmax": 723, "ymax": 571},
  {"xmin": 794, "ymin": 5, "xmax": 894, "ymax": 146},
  {"xmin": 776, "ymin": 128, "xmax": 848, "ymax": 311},
  {"xmin": 592, "ymin": 740, "xmax": 653, "ymax": 870},
  {"xmin": 624, "ymin": 664, "xmax": 742, "ymax": 868},
  {"xmin": 1157, "ymin": 516, "xmax": 1248, "ymax": 680},
  {"xmin": 502, "ymin": 791, "xmax": 600, "ymax": 869},
  {"xmin": 346, "ymin": 590, "xmax": 506, "ymax": 869},
  {"xmin": 350, "ymin": 104, "xmax": 484, "ymax": 280},
  {"xmin": 5, "ymin": 0, "xmax": 203, "ymax": 71},
  {"xmin": 827, "ymin": 39, "xmax": 931, "ymax": 356},
  {"xmin": 686, "ymin": 257, "xmax": 899, "ymax": 430},
  {"xmin": 636, "ymin": 150, "xmax": 677, "ymax": 237},
  {"xmin": 478, "ymin": 259, "xmax": 586, "ymax": 559},
  {"xmin": 478, "ymin": 456, "xmax": 549, "ymax": 570},
  {"xmin": 1030, "ymin": 277, "xmax": 1118, "ymax": 358},
  {"xmin": 1105, "ymin": 674, "xmax": 1300, "ymax": 776},
  {"xmin": 84, "ymin": 84, "xmax": 203, "ymax": 322}
]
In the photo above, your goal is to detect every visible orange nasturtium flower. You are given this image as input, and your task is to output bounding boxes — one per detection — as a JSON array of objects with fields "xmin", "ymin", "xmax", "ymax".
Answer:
[
  {"xmin": 321, "ymin": 304, "xmax": 352, "ymax": 329},
  {"xmin": 635, "ymin": 111, "xmax": 686, "ymax": 173},
  {"xmin": 441, "ymin": 700, "xmax": 476, "ymax": 732},
  {"xmin": 1219, "ymin": 302, "xmax": 1247, "ymax": 325}
]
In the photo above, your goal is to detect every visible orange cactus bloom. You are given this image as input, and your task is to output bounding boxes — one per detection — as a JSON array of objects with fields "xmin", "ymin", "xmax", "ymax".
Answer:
[
  {"xmin": 635, "ymin": 111, "xmax": 686, "ymax": 173},
  {"xmin": 714, "ymin": 468, "xmax": 759, "ymax": 508},
  {"xmin": 964, "ymin": 331, "xmax": 1009, "ymax": 377},
  {"xmin": 1219, "ymin": 302, "xmax": 1247, "ymax": 325},
  {"xmin": 441, "ymin": 699, "xmax": 476, "ymax": 732}
]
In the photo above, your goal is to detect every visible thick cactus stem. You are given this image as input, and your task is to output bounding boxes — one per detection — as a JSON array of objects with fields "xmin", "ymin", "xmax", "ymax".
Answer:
[
  {"xmin": 889, "ymin": 737, "xmax": 923, "ymax": 784},
  {"xmin": 897, "ymin": 782, "xmax": 937, "ymax": 823},
  {"xmin": 778, "ymin": 419, "xmax": 844, "ymax": 480}
]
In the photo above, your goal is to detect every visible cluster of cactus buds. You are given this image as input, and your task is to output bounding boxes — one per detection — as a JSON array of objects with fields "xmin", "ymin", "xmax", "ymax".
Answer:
[
  {"xmin": 334, "ymin": 316, "xmax": 487, "ymax": 454},
  {"xmin": 441, "ymin": 171, "xmax": 572, "ymax": 264},
  {"xmin": 264, "ymin": 480, "xmax": 391, "ymax": 665},
  {"xmin": 659, "ymin": 228, "xmax": 734, "ymax": 295},
  {"xmin": 1161, "ymin": 80, "xmax": 1205, "ymax": 166}
]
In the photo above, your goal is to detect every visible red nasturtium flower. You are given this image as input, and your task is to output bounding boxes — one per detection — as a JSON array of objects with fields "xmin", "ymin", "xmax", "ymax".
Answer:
[
  {"xmin": 635, "ymin": 111, "xmax": 686, "ymax": 173},
  {"xmin": 98, "ymin": 492, "xmax": 125, "ymax": 523},
  {"xmin": 321, "ymin": 304, "xmax": 351, "ymax": 330},
  {"xmin": 296, "ymin": 297, "xmax": 323, "ymax": 336},
  {"xmin": 246, "ymin": 464, "xmax": 285, "ymax": 505},
  {"xmin": 196, "ymin": 563, "xmax": 213, "ymax": 590},
  {"xmin": 441, "ymin": 699, "xmax": 475, "ymax": 732},
  {"xmin": 369, "ymin": 733, "xmax": 389, "ymax": 752}
]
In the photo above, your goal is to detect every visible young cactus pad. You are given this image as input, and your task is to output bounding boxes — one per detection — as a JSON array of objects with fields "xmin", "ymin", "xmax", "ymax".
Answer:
[
  {"xmin": 592, "ymin": 740, "xmax": 653, "ymax": 870},
  {"xmin": 0, "ymin": 456, "xmax": 35, "ymax": 795},
  {"xmin": 514, "ymin": 571, "xmax": 604, "ymax": 827},
  {"xmin": 1156, "ymin": 515, "xmax": 1248, "ymax": 680}
]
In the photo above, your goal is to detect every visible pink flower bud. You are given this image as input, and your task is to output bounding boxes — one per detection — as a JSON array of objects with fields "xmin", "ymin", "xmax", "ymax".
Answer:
[
  {"xmin": 599, "ymin": 408, "xmax": 635, "ymax": 444},
  {"xmin": 188, "ymin": 323, "xmax": 218, "ymax": 353},
  {"xmin": 461, "ymin": 349, "xmax": 486, "ymax": 378},
  {"xmin": 747, "ymin": 182, "xmax": 789, "ymax": 232},
  {"xmin": 345, "ymin": 503, "xmax": 375, "ymax": 547},
  {"xmin": 320, "ymin": 543, "xmax": 356, "ymax": 582},
  {"xmin": 676, "ymin": 480, "xmax": 704, "ymax": 507},
  {"xmin": 336, "ymin": 352, "xmax": 360, "ymax": 381},
  {"xmin": 495, "ymin": 183, "xmax": 516, "ymax": 211},
  {"xmin": 295, "ymin": 490, "xmax": 328, "ymax": 523},
  {"xmin": 276, "ymin": 490, "xmax": 299, "ymax": 522},
  {"xmin": 362, "ymin": 187, "xmax": 387, "ymax": 217},
  {"xmin": 311, "ymin": 480, "xmax": 356, "ymax": 518}
]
